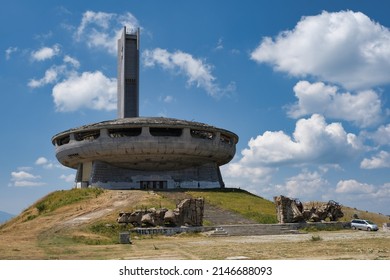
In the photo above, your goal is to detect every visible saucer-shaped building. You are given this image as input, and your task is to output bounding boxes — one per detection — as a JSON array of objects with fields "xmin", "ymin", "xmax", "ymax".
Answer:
[{"xmin": 52, "ymin": 27, "xmax": 238, "ymax": 190}]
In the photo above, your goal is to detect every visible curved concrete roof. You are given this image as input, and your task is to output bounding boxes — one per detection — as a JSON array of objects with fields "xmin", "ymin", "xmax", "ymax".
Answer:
[{"xmin": 52, "ymin": 117, "xmax": 239, "ymax": 144}]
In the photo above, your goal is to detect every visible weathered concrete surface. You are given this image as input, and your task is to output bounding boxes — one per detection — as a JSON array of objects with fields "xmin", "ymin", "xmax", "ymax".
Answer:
[
  {"xmin": 274, "ymin": 195, "xmax": 343, "ymax": 223},
  {"xmin": 117, "ymin": 198, "xmax": 204, "ymax": 227}
]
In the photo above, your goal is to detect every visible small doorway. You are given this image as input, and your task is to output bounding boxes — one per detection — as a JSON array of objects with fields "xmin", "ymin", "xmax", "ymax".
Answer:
[{"xmin": 140, "ymin": 181, "xmax": 167, "ymax": 190}]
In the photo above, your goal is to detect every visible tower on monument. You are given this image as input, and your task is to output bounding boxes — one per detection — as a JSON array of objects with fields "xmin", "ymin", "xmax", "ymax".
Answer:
[{"xmin": 117, "ymin": 26, "xmax": 139, "ymax": 118}]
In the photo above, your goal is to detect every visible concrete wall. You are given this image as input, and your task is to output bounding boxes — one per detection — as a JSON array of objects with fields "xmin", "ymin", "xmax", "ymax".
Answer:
[{"xmin": 85, "ymin": 160, "xmax": 223, "ymax": 189}]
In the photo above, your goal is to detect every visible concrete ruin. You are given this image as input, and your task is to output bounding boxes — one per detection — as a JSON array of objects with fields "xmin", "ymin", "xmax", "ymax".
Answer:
[
  {"xmin": 274, "ymin": 195, "xmax": 343, "ymax": 223},
  {"xmin": 117, "ymin": 198, "xmax": 204, "ymax": 227}
]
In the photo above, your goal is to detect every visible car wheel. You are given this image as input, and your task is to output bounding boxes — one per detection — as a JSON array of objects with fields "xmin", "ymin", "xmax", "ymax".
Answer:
[
  {"xmin": 367, "ymin": 227, "xmax": 371, "ymax": 231},
  {"xmin": 352, "ymin": 226, "xmax": 356, "ymax": 230}
]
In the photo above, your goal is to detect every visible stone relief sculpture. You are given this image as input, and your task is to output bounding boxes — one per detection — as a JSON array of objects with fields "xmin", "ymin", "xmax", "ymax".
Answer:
[
  {"xmin": 274, "ymin": 195, "xmax": 343, "ymax": 223},
  {"xmin": 117, "ymin": 198, "xmax": 204, "ymax": 227}
]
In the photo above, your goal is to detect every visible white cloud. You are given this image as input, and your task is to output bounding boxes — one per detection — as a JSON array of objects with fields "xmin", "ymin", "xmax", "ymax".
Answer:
[
  {"xmin": 75, "ymin": 10, "xmax": 139, "ymax": 55},
  {"xmin": 5, "ymin": 47, "xmax": 18, "ymax": 60},
  {"xmin": 223, "ymin": 163, "xmax": 275, "ymax": 186},
  {"xmin": 63, "ymin": 55, "xmax": 80, "ymax": 68},
  {"xmin": 17, "ymin": 166, "xmax": 33, "ymax": 172},
  {"xmin": 240, "ymin": 114, "xmax": 360, "ymax": 166},
  {"xmin": 366, "ymin": 124, "xmax": 390, "ymax": 146},
  {"xmin": 28, "ymin": 65, "xmax": 65, "ymax": 88},
  {"xmin": 143, "ymin": 48, "xmax": 234, "ymax": 97},
  {"xmin": 215, "ymin": 38, "xmax": 224, "ymax": 50},
  {"xmin": 163, "ymin": 95, "xmax": 174, "ymax": 103},
  {"xmin": 31, "ymin": 44, "xmax": 60, "ymax": 61},
  {"xmin": 10, "ymin": 171, "xmax": 45, "ymax": 187},
  {"xmin": 287, "ymin": 81, "xmax": 382, "ymax": 127},
  {"xmin": 360, "ymin": 151, "xmax": 390, "ymax": 169},
  {"xmin": 275, "ymin": 169, "xmax": 329, "ymax": 199},
  {"xmin": 251, "ymin": 10, "xmax": 390, "ymax": 90},
  {"xmin": 336, "ymin": 179, "xmax": 375, "ymax": 194},
  {"xmin": 52, "ymin": 71, "xmax": 117, "ymax": 112},
  {"xmin": 223, "ymin": 114, "xmax": 361, "ymax": 198},
  {"xmin": 35, "ymin": 157, "xmax": 48, "ymax": 165},
  {"xmin": 11, "ymin": 171, "xmax": 40, "ymax": 181},
  {"xmin": 333, "ymin": 180, "xmax": 390, "ymax": 212},
  {"xmin": 34, "ymin": 157, "xmax": 61, "ymax": 169},
  {"xmin": 14, "ymin": 181, "xmax": 46, "ymax": 187},
  {"xmin": 60, "ymin": 174, "xmax": 75, "ymax": 183}
]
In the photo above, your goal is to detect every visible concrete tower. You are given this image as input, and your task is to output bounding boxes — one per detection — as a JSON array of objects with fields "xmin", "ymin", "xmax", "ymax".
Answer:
[{"xmin": 117, "ymin": 27, "xmax": 139, "ymax": 118}]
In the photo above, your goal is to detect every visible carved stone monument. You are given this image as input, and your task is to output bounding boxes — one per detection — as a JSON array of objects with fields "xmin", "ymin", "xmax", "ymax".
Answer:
[
  {"xmin": 274, "ymin": 195, "xmax": 343, "ymax": 223},
  {"xmin": 117, "ymin": 198, "xmax": 204, "ymax": 227}
]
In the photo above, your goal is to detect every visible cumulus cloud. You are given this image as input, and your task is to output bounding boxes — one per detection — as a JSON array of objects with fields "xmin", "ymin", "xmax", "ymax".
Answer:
[
  {"xmin": 333, "ymin": 180, "xmax": 390, "ymax": 211},
  {"xmin": 10, "ymin": 171, "xmax": 45, "ymax": 187},
  {"xmin": 251, "ymin": 10, "xmax": 390, "ymax": 90},
  {"xmin": 240, "ymin": 114, "xmax": 361, "ymax": 166},
  {"xmin": 143, "ymin": 48, "xmax": 234, "ymax": 97},
  {"xmin": 31, "ymin": 44, "xmax": 61, "ymax": 61},
  {"xmin": 223, "ymin": 163, "xmax": 275, "ymax": 186},
  {"xmin": 35, "ymin": 157, "xmax": 48, "ymax": 165},
  {"xmin": 360, "ymin": 151, "xmax": 390, "ymax": 169},
  {"xmin": 28, "ymin": 65, "xmax": 65, "ymax": 88},
  {"xmin": 52, "ymin": 71, "xmax": 117, "ymax": 112},
  {"xmin": 287, "ymin": 81, "xmax": 383, "ymax": 127},
  {"xmin": 336, "ymin": 179, "xmax": 375, "ymax": 194},
  {"xmin": 60, "ymin": 174, "xmax": 75, "ymax": 183},
  {"xmin": 35, "ymin": 156, "xmax": 62, "ymax": 169},
  {"xmin": 275, "ymin": 169, "xmax": 329, "ymax": 199},
  {"xmin": 366, "ymin": 124, "xmax": 390, "ymax": 146},
  {"xmin": 11, "ymin": 171, "xmax": 40, "ymax": 181},
  {"xmin": 75, "ymin": 10, "xmax": 139, "ymax": 55},
  {"xmin": 222, "ymin": 114, "xmax": 362, "ymax": 197}
]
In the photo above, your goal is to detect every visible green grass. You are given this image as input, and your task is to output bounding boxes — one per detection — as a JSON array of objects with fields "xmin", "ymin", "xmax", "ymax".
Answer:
[
  {"xmin": 125, "ymin": 194, "xmax": 177, "ymax": 213},
  {"xmin": 187, "ymin": 189, "xmax": 278, "ymax": 224},
  {"xmin": 88, "ymin": 222, "xmax": 125, "ymax": 244},
  {"xmin": 34, "ymin": 188, "xmax": 104, "ymax": 215}
]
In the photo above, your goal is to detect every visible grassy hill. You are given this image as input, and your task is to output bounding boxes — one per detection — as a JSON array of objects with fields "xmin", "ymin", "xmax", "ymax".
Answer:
[
  {"xmin": 0, "ymin": 188, "xmax": 277, "ymax": 257},
  {"xmin": 0, "ymin": 188, "xmax": 388, "ymax": 259}
]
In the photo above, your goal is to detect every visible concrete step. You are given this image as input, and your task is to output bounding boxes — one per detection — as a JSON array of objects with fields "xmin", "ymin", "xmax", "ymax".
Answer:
[
  {"xmin": 219, "ymin": 224, "xmax": 302, "ymax": 236},
  {"xmin": 208, "ymin": 227, "xmax": 229, "ymax": 237},
  {"xmin": 203, "ymin": 204, "xmax": 256, "ymax": 225}
]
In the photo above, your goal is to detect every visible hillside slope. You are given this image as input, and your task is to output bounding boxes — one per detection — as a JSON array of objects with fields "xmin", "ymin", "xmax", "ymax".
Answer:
[
  {"xmin": 0, "ymin": 188, "xmax": 276, "ymax": 259},
  {"xmin": 0, "ymin": 188, "xmax": 388, "ymax": 259}
]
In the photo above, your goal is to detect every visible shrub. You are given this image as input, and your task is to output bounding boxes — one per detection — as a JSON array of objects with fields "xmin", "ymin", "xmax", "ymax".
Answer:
[
  {"xmin": 310, "ymin": 235, "xmax": 322, "ymax": 242},
  {"xmin": 36, "ymin": 202, "xmax": 46, "ymax": 213}
]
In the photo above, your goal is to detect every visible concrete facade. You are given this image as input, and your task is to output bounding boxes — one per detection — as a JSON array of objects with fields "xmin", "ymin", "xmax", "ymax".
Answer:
[{"xmin": 52, "ymin": 28, "xmax": 238, "ymax": 190}]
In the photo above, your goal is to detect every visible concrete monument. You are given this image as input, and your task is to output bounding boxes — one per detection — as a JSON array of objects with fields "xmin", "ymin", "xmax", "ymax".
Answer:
[{"xmin": 52, "ymin": 27, "xmax": 238, "ymax": 189}]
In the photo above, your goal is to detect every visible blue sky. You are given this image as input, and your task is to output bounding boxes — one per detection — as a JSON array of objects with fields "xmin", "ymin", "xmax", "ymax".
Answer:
[{"xmin": 1, "ymin": 0, "xmax": 389, "ymax": 215}]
